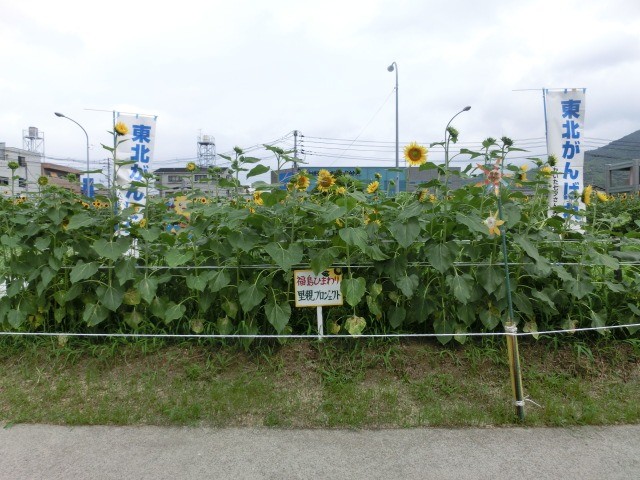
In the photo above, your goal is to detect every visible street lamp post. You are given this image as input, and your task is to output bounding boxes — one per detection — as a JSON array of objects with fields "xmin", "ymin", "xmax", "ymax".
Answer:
[
  {"xmin": 443, "ymin": 106, "xmax": 471, "ymax": 194},
  {"xmin": 387, "ymin": 61, "xmax": 399, "ymax": 195},
  {"xmin": 54, "ymin": 112, "xmax": 91, "ymax": 197}
]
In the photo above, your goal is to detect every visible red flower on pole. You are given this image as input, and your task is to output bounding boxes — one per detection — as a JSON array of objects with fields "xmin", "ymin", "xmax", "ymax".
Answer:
[{"xmin": 476, "ymin": 158, "xmax": 505, "ymax": 195}]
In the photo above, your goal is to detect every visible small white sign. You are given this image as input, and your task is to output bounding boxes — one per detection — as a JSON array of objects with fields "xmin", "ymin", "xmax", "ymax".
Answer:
[{"xmin": 294, "ymin": 268, "xmax": 343, "ymax": 307}]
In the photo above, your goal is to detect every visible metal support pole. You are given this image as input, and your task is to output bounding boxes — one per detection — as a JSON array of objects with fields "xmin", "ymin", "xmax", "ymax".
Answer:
[
  {"xmin": 388, "ymin": 62, "xmax": 399, "ymax": 194},
  {"xmin": 54, "ymin": 112, "xmax": 91, "ymax": 197}
]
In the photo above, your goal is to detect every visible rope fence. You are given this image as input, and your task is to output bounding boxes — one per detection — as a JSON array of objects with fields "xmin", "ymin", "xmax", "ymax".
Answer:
[{"xmin": 1, "ymin": 321, "xmax": 639, "ymax": 340}]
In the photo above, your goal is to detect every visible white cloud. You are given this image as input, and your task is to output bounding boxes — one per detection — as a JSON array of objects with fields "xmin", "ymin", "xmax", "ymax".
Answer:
[{"xmin": 1, "ymin": 0, "xmax": 639, "ymax": 172}]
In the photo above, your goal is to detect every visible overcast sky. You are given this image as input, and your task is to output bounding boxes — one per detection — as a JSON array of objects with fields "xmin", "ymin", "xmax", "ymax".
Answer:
[{"xmin": 2, "ymin": 0, "xmax": 640, "ymax": 175}]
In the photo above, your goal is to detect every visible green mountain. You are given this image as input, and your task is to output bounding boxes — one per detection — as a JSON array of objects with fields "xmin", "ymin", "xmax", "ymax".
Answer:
[{"xmin": 584, "ymin": 130, "xmax": 640, "ymax": 189}]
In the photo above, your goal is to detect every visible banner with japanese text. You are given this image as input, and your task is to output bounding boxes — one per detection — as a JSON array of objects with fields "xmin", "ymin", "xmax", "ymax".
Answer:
[
  {"xmin": 544, "ymin": 89, "xmax": 586, "ymax": 218},
  {"xmin": 114, "ymin": 114, "xmax": 157, "ymax": 228}
]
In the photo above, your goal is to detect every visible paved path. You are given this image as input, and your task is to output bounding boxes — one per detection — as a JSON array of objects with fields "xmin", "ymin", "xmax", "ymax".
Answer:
[{"xmin": 1, "ymin": 424, "xmax": 639, "ymax": 479}]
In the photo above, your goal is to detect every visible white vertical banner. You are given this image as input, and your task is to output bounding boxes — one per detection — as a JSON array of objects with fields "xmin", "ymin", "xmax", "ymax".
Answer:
[
  {"xmin": 114, "ymin": 114, "xmax": 157, "ymax": 228},
  {"xmin": 544, "ymin": 89, "xmax": 586, "ymax": 218}
]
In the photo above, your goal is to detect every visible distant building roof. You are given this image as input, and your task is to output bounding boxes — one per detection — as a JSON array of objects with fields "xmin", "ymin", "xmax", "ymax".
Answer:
[
  {"xmin": 41, "ymin": 162, "xmax": 82, "ymax": 174},
  {"xmin": 154, "ymin": 166, "xmax": 230, "ymax": 174}
]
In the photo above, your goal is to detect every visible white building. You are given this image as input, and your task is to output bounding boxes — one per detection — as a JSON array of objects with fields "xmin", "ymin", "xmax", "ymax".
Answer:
[{"xmin": 0, "ymin": 142, "xmax": 42, "ymax": 196}]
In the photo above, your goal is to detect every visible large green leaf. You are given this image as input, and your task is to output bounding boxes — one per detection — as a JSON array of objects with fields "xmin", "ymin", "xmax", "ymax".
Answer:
[
  {"xmin": 397, "ymin": 202, "xmax": 425, "ymax": 221},
  {"xmin": 363, "ymin": 244, "xmax": 389, "ymax": 261},
  {"xmin": 531, "ymin": 289, "xmax": 557, "ymax": 311},
  {"xmin": 345, "ymin": 315, "xmax": 366, "ymax": 335},
  {"xmin": 264, "ymin": 242, "xmax": 303, "ymax": 271},
  {"xmin": 92, "ymin": 238, "xmax": 131, "ymax": 262},
  {"xmin": 477, "ymin": 265, "xmax": 504, "ymax": 294},
  {"xmin": 338, "ymin": 227, "xmax": 369, "ymax": 251},
  {"xmin": 512, "ymin": 291, "xmax": 533, "ymax": 317},
  {"xmin": 66, "ymin": 212, "xmax": 98, "ymax": 231},
  {"xmin": 138, "ymin": 276, "xmax": 158, "ymax": 304},
  {"xmin": 208, "ymin": 270, "xmax": 231, "ymax": 293},
  {"xmin": 366, "ymin": 295, "xmax": 383, "ymax": 319},
  {"xmin": 138, "ymin": 226, "xmax": 161, "ymax": 243},
  {"xmin": 149, "ymin": 296, "xmax": 168, "ymax": 319},
  {"xmin": 115, "ymin": 257, "xmax": 138, "ymax": 286},
  {"xmin": 265, "ymin": 299, "xmax": 291, "ymax": 334},
  {"xmin": 310, "ymin": 248, "xmax": 339, "ymax": 275},
  {"xmin": 388, "ymin": 306, "xmax": 406, "ymax": 328},
  {"xmin": 228, "ymin": 231, "xmax": 260, "ymax": 252},
  {"xmin": 36, "ymin": 267, "xmax": 56, "ymax": 296},
  {"xmin": 446, "ymin": 274, "xmax": 473, "ymax": 304},
  {"xmin": 247, "ymin": 164, "xmax": 270, "ymax": 178},
  {"xmin": 164, "ymin": 249, "xmax": 193, "ymax": 267},
  {"xmin": 123, "ymin": 288, "xmax": 141, "ymax": 306},
  {"xmin": 124, "ymin": 310, "xmax": 144, "ymax": 329},
  {"xmin": 69, "ymin": 261, "xmax": 100, "ymax": 283},
  {"xmin": 513, "ymin": 234, "xmax": 541, "ymax": 261},
  {"xmin": 426, "ymin": 244, "xmax": 453, "ymax": 274},
  {"xmin": 479, "ymin": 308, "xmax": 501, "ymax": 330},
  {"xmin": 7, "ymin": 309, "xmax": 27, "ymax": 328},
  {"xmin": 164, "ymin": 302, "xmax": 186, "ymax": 324},
  {"xmin": 1, "ymin": 234, "xmax": 20, "ymax": 248},
  {"xmin": 320, "ymin": 204, "xmax": 347, "ymax": 223},
  {"xmin": 564, "ymin": 278, "xmax": 594, "ymax": 299},
  {"xmin": 186, "ymin": 274, "xmax": 208, "ymax": 292},
  {"xmin": 502, "ymin": 202, "xmax": 521, "ymax": 225},
  {"xmin": 34, "ymin": 237, "xmax": 51, "ymax": 252},
  {"xmin": 96, "ymin": 284, "xmax": 124, "ymax": 312},
  {"xmin": 238, "ymin": 281, "xmax": 266, "ymax": 312},
  {"xmin": 590, "ymin": 311, "xmax": 606, "ymax": 330},
  {"xmin": 587, "ymin": 250, "xmax": 620, "ymax": 269},
  {"xmin": 455, "ymin": 213, "xmax": 488, "ymax": 235},
  {"xmin": 83, "ymin": 302, "xmax": 109, "ymax": 326},
  {"xmin": 389, "ymin": 218, "xmax": 421, "ymax": 249},
  {"xmin": 5, "ymin": 279, "xmax": 23, "ymax": 298},
  {"xmin": 395, "ymin": 274, "xmax": 419, "ymax": 298},
  {"xmin": 341, "ymin": 276, "xmax": 366, "ymax": 307},
  {"xmin": 433, "ymin": 315, "xmax": 455, "ymax": 344}
]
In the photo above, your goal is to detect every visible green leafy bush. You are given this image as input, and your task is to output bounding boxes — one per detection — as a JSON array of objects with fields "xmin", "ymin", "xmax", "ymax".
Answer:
[{"xmin": 1, "ymin": 137, "xmax": 639, "ymax": 343}]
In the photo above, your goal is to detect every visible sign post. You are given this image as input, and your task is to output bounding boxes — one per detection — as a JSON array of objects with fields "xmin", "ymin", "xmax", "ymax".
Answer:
[{"xmin": 294, "ymin": 268, "xmax": 343, "ymax": 340}]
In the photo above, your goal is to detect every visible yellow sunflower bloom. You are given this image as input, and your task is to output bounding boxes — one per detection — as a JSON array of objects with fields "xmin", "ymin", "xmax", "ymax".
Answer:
[
  {"xmin": 483, "ymin": 211, "xmax": 505, "ymax": 237},
  {"xmin": 403, "ymin": 142, "xmax": 428, "ymax": 167},
  {"xmin": 581, "ymin": 185, "xmax": 593, "ymax": 206},
  {"xmin": 317, "ymin": 169, "xmax": 332, "ymax": 178},
  {"xmin": 540, "ymin": 166, "xmax": 553, "ymax": 177},
  {"xmin": 253, "ymin": 191, "xmax": 264, "ymax": 206},
  {"xmin": 596, "ymin": 191, "xmax": 609, "ymax": 202},
  {"xmin": 516, "ymin": 164, "xmax": 528, "ymax": 183},
  {"xmin": 317, "ymin": 172, "xmax": 336, "ymax": 192},
  {"xmin": 295, "ymin": 175, "xmax": 310, "ymax": 191},
  {"xmin": 114, "ymin": 121, "xmax": 129, "ymax": 136},
  {"xmin": 186, "ymin": 162, "xmax": 197, "ymax": 172},
  {"xmin": 335, "ymin": 186, "xmax": 347, "ymax": 195},
  {"xmin": 366, "ymin": 181, "xmax": 379, "ymax": 194}
]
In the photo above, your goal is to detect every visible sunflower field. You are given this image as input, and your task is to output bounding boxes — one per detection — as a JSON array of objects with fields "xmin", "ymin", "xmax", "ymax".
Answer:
[{"xmin": 1, "ymin": 137, "xmax": 639, "ymax": 343}]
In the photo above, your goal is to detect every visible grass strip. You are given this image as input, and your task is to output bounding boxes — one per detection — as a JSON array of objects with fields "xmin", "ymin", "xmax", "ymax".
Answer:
[{"xmin": 0, "ymin": 336, "xmax": 639, "ymax": 428}]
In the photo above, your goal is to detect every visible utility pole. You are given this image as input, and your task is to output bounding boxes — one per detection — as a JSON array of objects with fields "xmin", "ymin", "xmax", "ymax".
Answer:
[
  {"xmin": 293, "ymin": 130, "xmax": 299, "ymax": 170},
  {"xmin": 100, "ymin": 158, "xmax": 112, "ymax": 190}
]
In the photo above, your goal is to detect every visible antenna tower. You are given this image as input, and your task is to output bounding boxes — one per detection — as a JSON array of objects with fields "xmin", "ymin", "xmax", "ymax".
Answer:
[{"xmin": 197, "ymin": 132, "xmax": 216, "ymax": 168}]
